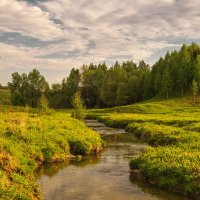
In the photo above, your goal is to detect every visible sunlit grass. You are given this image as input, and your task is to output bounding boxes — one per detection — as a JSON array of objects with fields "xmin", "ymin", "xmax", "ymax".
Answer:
[
  {"xmin": 0, "ymin": 108, "xmax": 103, "ymax": 199},
  {"xmin": 87, "ymin": 97, "xmax": 200, "ymax": 199}
]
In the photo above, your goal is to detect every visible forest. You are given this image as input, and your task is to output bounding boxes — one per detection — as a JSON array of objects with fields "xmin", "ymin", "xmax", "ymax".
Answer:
[{"xmin": 7, "ymin": 43, "xmax": 200, "ymax": 109}]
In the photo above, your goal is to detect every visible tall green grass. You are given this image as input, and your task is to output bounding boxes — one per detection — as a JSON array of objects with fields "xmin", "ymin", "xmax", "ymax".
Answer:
[
  {"xmin": 87, "ymin": 97, "xmax": 200, "ymax": 199},
  {"xmin": 0, "ymin": 109, "xmax": 103, "ymax": 199}
]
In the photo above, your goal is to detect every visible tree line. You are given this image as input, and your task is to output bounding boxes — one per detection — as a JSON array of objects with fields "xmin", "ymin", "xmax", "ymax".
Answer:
[
  {"xmin": 7, "ymin": 43, "xmax": 200, "ymax": 108},
  {"xmin": 45, "ymin": 60, "xmax": 152, "ymax": 108},
  {"xmin": 152, "ymin": 43, "xmax": 200, "ymax": 98}
]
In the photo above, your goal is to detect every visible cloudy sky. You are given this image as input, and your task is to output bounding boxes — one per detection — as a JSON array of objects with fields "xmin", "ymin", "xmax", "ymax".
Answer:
[{"xmin": 0, "ymin": 0, "xmax": 200, "ymax": 85}]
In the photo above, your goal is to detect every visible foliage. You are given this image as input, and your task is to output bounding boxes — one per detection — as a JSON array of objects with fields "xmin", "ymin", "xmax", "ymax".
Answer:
[
  {"xmin": 47, "ymin": 60, "xmax": 151, "ymax": 108},
  {"xmin": 8, "ymin": 69, "xmax": 49, "ymax": 108},
  {"xmin": 0, "ymin": 108, "xmax": 103, "ymax": 199},
  {"xmin": 48, "ymin": 43, "xmax": 200, "ymax": 108},
  {"xmin": 62, "ymin": 68, "xmax": 81, "ymax": 107},
  {"xmin": 38, "ymin": 94, "xmax": 50, "ymax": 114},
  {"xmin": 152, "ymin": 43, "xmax": 200, "ymax": 98},
  {"xmin": 81, "ymin": 63, "xmax": 106, "ymax": 107},
  {"xmin": 71, "ymin": 92, "xmax": 85, "ymax": 120},
  {"xmin": 192, "ymin": 79, "xmax": 198, "ymax": 98},
  {"xmin": 7, "ymin": 43, "xmax": 200, "ymax": 109}
]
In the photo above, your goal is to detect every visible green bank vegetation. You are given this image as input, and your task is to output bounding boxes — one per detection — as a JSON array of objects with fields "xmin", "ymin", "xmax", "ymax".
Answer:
[
  {"xmin": 86, "ymin": 98, "xmax": 200, "ymax": 199},
  {"xmin": 0, "ymin": 108, "xmax": 103, "ymax": 199}
]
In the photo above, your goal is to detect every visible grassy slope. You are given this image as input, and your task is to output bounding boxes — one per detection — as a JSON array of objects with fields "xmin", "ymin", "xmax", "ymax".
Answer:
[
  {"xmin": 0, "ymin": 89, "xmax": 11, "ymax": 105},
  {"xmin": 87, "ymin": 97, "xmax": 200, "ymax": 199},
  {"xmin": 0, "ymin": 108, "xmax": 103, "ymax": 200}
]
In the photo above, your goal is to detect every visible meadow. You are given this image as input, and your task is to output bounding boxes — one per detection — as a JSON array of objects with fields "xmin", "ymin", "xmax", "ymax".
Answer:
[
  {"xmin": 0, "ymin": 107, "xmax": 103, "ymax": 200},
  {"xmin": 87, "ymin": 97, "xmax": 200, "ymax": 199},
  {"xmin": 1, "ymin": 87, "xmax": 200, "ymax": 199}
]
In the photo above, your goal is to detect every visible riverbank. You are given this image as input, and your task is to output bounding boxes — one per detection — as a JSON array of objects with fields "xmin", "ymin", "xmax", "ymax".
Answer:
[
  {"xmin": 86, "ymin": 98, "xmax": 200, "ymax": 199},
  {"xmin": 0, "ymin": 108, "xmax": 103, "ymax": 199},
  {"xmin": 36, "ymin": 120, "xmax": 187, "ymax": 200}
]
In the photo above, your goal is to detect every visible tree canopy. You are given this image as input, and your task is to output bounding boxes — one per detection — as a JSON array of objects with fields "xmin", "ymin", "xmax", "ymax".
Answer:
[
  {"xmin": 8, "ymin": 69, "xmax": 49, "ymax": 107},
  {"xmin": 7, "ymin": 43, "xmax": 200, "ymax": 108}
]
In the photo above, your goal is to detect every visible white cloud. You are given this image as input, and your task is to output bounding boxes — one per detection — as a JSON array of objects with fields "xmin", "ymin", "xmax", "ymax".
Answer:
[
  {"xmin": 0, "ymin": 0, "xmax": 64, "ymax": 41},
  {"xmin": 39, "ymin": 0, "xmax": 200, "ymax": 60},
  {"xmin": 0, "ymin": 43, "xmax": 73, "ymax": 70},
  {"xmin": 1, "ymin": 0, "xmax": 200, "ymax": 84}
]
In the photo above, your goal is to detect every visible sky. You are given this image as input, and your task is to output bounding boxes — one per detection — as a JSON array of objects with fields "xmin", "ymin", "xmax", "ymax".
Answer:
[{"xmin": 1, "ymin": 0, "xmax": 200, "ymax": 85}]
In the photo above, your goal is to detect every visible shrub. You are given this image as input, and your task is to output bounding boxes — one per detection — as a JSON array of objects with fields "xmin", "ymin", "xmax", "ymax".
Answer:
[
  {"xmin": 38, "ymin": 94, "xmax": 50, "ymax": 114},
  {"xmin": 71, "ymin": 92, "xmax": 85, "ymax": 120}
]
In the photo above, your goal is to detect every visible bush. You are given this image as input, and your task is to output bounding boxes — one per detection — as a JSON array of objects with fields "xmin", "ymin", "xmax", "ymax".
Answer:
[
  {"xmin": 38, "ymin": 94, "xmax": 50, "ymax": 114},
  {"xmin": 71, "ymin": 92, "xmax": 85, "ymax": 120}
]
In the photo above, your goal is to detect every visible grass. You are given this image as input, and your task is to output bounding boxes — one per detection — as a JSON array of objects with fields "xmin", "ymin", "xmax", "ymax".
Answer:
[
  {"xmin": 0, "ymin": 108, "xmax": 103, "ymax": 199},
  {"xmin": 86, "ymin": 97, "xmax": 200, "ymax": 199},
  {"xmin": 0, "ymin": 89, "xmax": 11, "ymax": 105}
]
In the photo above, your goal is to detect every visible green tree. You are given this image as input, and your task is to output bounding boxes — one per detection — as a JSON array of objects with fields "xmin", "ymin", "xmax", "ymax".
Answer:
[
  {"xmin": 192, "ymin": 79, "xmax": 198, "ymax": 98},
  {"xmin": 177, "ymin": 67, "xmax": 185, "ymax": 97},
  {"xmin": 162, "ymin": 69, "xmax": 172, "ymax": 99},
  {"xmin": 81, "ymin": 64, "xmax": 97, "ymax": 108},
  {"xmin": 81, "ymin": 63, "xmax": 106, "ymax": 108},
  {"xmin": 27, "ymin": 69, "xmax": 49, "ymax": 107},
  {"xmin": 62, "ymin": 68, "xmax": 80, "ymax": 107},
  {"xmin": 127, "ymin": 75, "xmax": 140, "ymax": 103},
  {"xmin": 48, "ymin": 83, "xmax": 63, "ymax": 108},
  {"xmin": 116, "ymin": 83, "xmax": 128, "ymax": 106},
  {"xmin": 8, "ymin": 72, "xmax": 27, "ymax": 106},
  {"xmin": 100, "ymin": 66, "xmax": 126, "ymax": 107},
  {"xmin": 152, "ymin": 58, "xmax": 164, "ymax": 95},
  {"xmin": 138, "ymin": 61, "xmax": 152, "ymax": 100},
  {"xmin": 71, "ymin": 92, "xmax": 85, "ymax": 120},
  {"xmin": 8, "ymin": 69, "xmax": 49, "ymax": 107},
  {"xmin": 38, "ymin": 94, "xmax": 50, "ymax": 114},
  {"xmin": 180, "ymin": 44, "xmax": 191, "ymax": 87}
]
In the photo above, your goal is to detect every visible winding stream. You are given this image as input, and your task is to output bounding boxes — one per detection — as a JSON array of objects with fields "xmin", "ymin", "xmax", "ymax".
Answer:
[{"xmin": 36, "ymin": 120, "xmax": 188, "ymax": 200}]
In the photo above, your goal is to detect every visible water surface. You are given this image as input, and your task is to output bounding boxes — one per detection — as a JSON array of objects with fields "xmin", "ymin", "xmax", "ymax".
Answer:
[{"xmin": 36, "ymin": 120, "xmax": 188, "ymax": 200}]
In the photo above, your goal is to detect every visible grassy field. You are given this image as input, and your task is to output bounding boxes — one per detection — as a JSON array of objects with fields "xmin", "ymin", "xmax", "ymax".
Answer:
[
  {"xmin": 0, "ymin": 108, "xmax": 103, "ymax": 200},
  {"xmin": 87, "ymin": 97, "xmax": 200, "ymax": 199},
  {"xmin": 0, "ymin": 89, "xmax": 11, "ymax": 105}
]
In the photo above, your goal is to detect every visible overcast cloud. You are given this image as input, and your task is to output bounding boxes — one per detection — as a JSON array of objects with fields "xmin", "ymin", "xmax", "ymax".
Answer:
[{"xmin": 0, "ymin": 0, "xmax": 200, "ymax": 84}]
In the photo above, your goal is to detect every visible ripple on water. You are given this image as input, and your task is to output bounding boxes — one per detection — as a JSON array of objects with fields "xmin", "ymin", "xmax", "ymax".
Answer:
[{"xmin": 36, "ymin": 120, "xmax": 189, "ymax": 200}]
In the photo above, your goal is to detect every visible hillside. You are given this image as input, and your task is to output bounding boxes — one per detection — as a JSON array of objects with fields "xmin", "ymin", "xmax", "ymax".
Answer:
[{"xmin": 87, "ymin": 97, "xmax": 200, "ymax": 199}]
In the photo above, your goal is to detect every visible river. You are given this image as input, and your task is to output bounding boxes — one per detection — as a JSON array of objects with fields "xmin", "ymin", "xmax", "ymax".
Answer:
[{"xmin": 36, "ymin": 120, "xmax": 188, "ymax": 200}]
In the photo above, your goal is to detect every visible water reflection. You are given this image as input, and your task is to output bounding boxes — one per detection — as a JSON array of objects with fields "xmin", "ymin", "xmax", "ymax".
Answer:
[
  {"xmin": 35, "ymin": 156, "xmax": 101, "ymax": 178},
  {"xmin": 36, "ymin": 120, "xmax": 188, "ymax": 200},
  {"xmin": 129, "ymin": 173, "xmax": 189, "ymax": 200}
]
